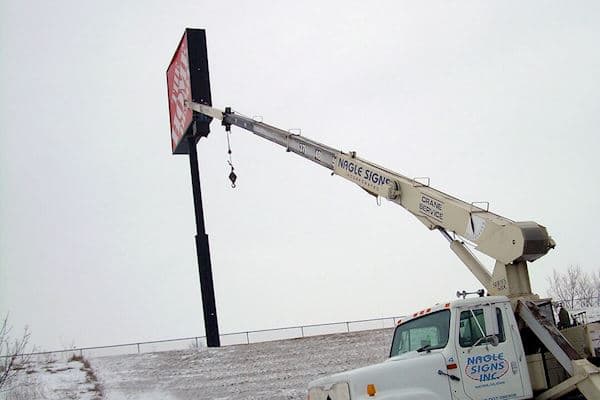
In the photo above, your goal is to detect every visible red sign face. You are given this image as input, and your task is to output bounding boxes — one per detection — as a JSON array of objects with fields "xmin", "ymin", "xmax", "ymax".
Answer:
[{"xmin": 167, "ymin": 33, "xmax": 193, "ymax": 153}]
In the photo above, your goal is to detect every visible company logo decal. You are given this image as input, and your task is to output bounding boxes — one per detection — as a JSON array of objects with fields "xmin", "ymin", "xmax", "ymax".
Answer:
[
  {"xmin": 333, "ymin": 155, "xmax": 395, "ymax": 199},
  {"xmin": 465, "ymin": 352, "xmax": 509, "ymax": 382},
  {"xmin": 335, "ymin": 157, "xmax": 391, "ymax": 186}
]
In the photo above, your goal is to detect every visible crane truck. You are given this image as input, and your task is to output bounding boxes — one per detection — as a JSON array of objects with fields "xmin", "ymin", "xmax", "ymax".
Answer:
[
  {"xmin": 167, "ymin": 29, "xmax": 600, "ymax": 400},
  {"xmin": 185, "ymin": 101, "xmax": 600, "ymax": 400}
]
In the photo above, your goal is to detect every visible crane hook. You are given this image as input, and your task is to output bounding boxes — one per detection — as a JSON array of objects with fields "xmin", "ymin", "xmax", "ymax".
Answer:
[
  {"xmin": 224, "ymin": 113, "xmax": 237, "ymax": 189},
  {"xmin": 228, "ymin": 161, "xmax": 237, "ymax": 188}
]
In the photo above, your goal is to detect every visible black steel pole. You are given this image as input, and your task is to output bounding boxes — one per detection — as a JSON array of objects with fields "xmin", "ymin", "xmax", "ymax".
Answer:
[{"xmin": 187, "ymin": 134, "xmax": 220, "ymax": 347}]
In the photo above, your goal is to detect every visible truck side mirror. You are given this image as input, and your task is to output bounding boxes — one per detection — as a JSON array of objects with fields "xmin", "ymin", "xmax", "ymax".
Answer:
[
  {"xmin": 483, "ymin": 306, "xmax": 500, "ymax": 337},
  {"xmin": 489, "ymin": 335, "xmax": 499, "ymax": 347}
]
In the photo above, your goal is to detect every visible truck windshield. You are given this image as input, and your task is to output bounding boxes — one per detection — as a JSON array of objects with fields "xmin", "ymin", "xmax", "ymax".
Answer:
[{"xmin": 390, "ymin": 310, "xmax": 450, "ymax": 357}]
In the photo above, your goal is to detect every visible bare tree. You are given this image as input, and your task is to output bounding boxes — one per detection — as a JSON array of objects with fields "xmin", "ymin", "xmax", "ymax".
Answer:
[
  {"xmin": 0, "ymin": 315, "xmax": 31, "ymax": 392},
  {"xmin": 594, "ymin": 271, "xmax": 600, "ymax": 306},
  {"xmin": 547, "ymin": 265, "xmax": 600, "ymax": 309}
]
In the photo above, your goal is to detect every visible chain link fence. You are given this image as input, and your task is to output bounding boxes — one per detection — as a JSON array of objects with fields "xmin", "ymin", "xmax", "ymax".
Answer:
[
  {"xmin": 12, "ymin": 298, "xmax": 599, "ymax": 361},
  {"xmin": 6, "ymin": 315, "xmax": 405, "ymax": 361}
]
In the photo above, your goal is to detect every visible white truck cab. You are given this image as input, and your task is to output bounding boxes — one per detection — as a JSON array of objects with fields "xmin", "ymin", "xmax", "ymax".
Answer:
[{"xmin": 308, "ymin": 296, "xmax": 532, "ymax": 400}]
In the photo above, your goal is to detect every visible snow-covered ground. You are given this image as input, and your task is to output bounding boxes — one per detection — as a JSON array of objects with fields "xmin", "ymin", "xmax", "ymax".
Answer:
[
  {"xmin": 93, "ymin": 328, "xmax": 393, "ymax": 400},
  {"xmin": 1, "ymin": 356, "xmax": 103, "ymax": 400},
  {"xmin": 3, "ymin": 307, "xmax": 597, "ymax": 400},
  {"xmin": 0, "ymin": 307, "xmax": 600, "ymax": 400},
  {"xmin": 3, "ymin": 307, "xmax": 599, "ymax": 400}
]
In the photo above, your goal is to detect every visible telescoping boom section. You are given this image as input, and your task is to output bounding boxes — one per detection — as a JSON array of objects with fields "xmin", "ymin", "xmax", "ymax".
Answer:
[{"xmin": 187, "ymin": 101, "xmax": 555, "ymax": 301}]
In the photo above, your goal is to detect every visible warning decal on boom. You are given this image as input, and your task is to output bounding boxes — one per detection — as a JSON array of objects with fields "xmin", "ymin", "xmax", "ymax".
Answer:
[{"xmin": 419, "ymin": 194, "xmax": 444, "ymax": 222}]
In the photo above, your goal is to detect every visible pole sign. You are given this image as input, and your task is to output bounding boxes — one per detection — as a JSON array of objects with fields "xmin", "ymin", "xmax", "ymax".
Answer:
[{"xmin": 166, "ymin": 29, "xmax": 213, "ymax": 154}]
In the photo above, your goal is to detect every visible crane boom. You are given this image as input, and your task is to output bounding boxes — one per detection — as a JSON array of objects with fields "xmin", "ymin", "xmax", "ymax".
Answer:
[{"xmin": 187, "ymin": 101, "xmax": 555, "ymax": 300}]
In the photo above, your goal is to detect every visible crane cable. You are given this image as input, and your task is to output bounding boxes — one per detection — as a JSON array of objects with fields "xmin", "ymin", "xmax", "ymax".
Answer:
[
  {"xmin": 222, "ymin": 108, "xmax": 237, "ymax": 188},
  {"xmin": 226, "ymin": 128, "xmax": 237, "ymax": 188}
]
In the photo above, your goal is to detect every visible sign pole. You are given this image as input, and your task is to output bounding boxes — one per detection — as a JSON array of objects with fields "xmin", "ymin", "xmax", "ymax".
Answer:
[
  {"xmin": 187, "ymin": 133, "xmax": 220, "ymax": 347},
  {"xmin": 168, "ymin": 28, "xmax": 219, "ymax": 347}
]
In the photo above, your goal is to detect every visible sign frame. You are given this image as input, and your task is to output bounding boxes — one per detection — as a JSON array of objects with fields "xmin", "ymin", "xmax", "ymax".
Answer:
[{"xmin": 166, "ymin": 28, "xmax": 212, "ymax": 154}]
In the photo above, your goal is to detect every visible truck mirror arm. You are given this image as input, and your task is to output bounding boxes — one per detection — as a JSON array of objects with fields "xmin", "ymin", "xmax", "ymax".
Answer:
[{"xmin": 469, "ymin": 334, "xmax": 500, "ymax": 351}]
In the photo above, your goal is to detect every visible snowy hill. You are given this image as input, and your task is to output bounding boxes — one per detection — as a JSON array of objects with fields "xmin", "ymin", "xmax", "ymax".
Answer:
[
  {"xmin": 93, "ymin": 328, "xmax": 393, "ymax": 400},
  {"xmin": 2, "ymin": 356, "xmax": 103, "ymax": 400}
]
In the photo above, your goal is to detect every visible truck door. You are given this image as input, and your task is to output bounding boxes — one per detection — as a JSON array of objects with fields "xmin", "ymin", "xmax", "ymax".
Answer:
[{"xmin": 454, "ymin": 303, "xmax": 528, "ymax": 400}]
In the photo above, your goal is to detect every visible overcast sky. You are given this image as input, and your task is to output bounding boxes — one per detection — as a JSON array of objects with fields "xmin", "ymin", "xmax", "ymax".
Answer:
[{"xmin": 1, "ymin": 1, "xmax": 599, "ymax": 351}]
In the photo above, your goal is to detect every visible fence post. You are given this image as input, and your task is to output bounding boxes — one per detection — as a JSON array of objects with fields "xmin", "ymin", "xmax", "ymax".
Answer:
[
  {"xmin": 346, "ymin": 322, "xmax": 350, "ymax": 333},
  {"xmin": 137, "ymin": 343, "xmax": 140, "ymax": 354},
  {"xmin": 195, "ymin": 337, "xmax": 199, "ymax": 348},
  {"xmin": 246, "ymin": 332, "xmax": 250, "ymax": 344},
  {"xmin": 300, "ymin": 326, "xmax": 304, "ymax": 338}
]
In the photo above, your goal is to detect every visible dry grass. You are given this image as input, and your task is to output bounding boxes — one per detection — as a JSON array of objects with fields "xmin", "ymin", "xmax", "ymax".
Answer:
[
  {"xmin": 66, "ymin": 354, "xmax": 104, "ymax": 398},
  {"xmin": 67, "ymin": 353, "xmax": 84, "ymax": 363}
]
